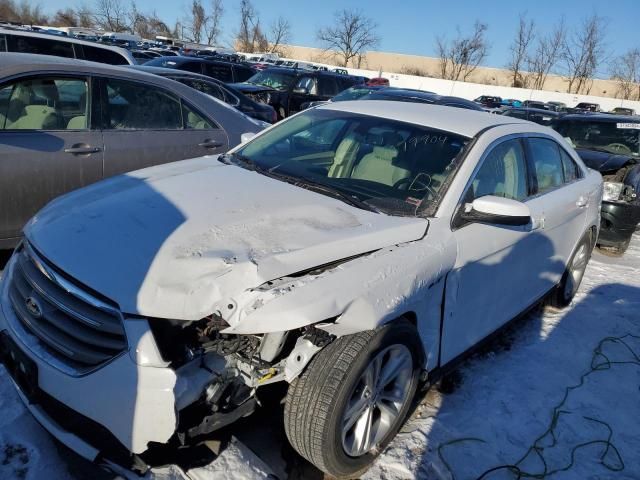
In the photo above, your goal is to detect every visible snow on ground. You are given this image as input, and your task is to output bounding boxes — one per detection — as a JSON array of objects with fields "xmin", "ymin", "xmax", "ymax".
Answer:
[{"xmin": 0, "ymin": 233, "xmax": 639, "ymax": 480}]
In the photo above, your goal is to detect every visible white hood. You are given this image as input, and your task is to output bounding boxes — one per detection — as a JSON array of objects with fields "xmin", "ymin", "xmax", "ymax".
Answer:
[{"xmin": 25, "ymin": 156, "xmax": 428, "ymax": 320}]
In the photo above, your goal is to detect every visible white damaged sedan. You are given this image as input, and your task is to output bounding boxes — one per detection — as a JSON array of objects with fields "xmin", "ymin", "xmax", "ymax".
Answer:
[{"xmin": 0, "ymin": 101, "xmax": 602, "ymax": 478}]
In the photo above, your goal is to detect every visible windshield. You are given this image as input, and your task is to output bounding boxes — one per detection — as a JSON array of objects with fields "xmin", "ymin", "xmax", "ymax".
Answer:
[
  {"xmin": 555, "ymin": 120, "xmax": 640, "ymax": 157},
  {"xmin": 246, "ymin": 70, "xmax": 296, "ymax": 90},
  {"xmin": 233, "ymin": 109, "xmax": 470, "ymax": 216},
  {"xmin": 333, "ymin": 87, "xmax": 378, "ymax": 102}
]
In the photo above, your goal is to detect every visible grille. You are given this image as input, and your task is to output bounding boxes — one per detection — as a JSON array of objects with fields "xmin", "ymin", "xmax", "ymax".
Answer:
[{"xmin": 8, "ymin": 245, "xmax": 127, "ymax": 369}]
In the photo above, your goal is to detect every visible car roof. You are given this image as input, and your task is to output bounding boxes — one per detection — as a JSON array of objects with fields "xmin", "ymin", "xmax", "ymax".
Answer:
[
  {"xmin": 262, "ymin": 66, "xmax": 358, "ymax": 78},
  {"xmin": 132, "ymin": 65, "xmax": 222, "ymax": 83},
  {"xmin": 509, "ymin": 107, "xmax": 560, "ymax": 115},
  {"xmin": 0, "ymin": 27, "xmax": 133, "ymax": 60},
  {"xmin": 151, "ymin": 56, "xmax": 245, "ymax": 68},
  {"xmin": 0, "ymin": 53, "xmax": 213, "ymax": 98},
  {"xmin": 319, "ymin": 100, "xmax": 533, "ymax": 137},
  {"xmin": 559, "ymin": 113, "xmax": 640, "ymax": 122}
]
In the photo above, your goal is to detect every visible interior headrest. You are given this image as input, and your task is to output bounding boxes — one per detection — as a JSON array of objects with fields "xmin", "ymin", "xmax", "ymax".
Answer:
[{"xmin": 382, "ymin": 131, "xmax": 403, "ymax": 146}]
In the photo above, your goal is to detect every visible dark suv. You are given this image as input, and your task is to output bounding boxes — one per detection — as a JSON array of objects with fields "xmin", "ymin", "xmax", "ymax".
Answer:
[
  {"xmin": 144, "ymin": 56, "xmax": 257, "ymax": 84},
  {"xmin": 230, "ymin": 67, "xmax": 365, "ymax": 119},
  {"xmin": 554, "ymin": 114, "xmax": 640, "ymax": 254}
]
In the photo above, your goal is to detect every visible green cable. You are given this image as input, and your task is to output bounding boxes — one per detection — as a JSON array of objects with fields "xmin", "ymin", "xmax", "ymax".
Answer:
[{"xmin": 435, "ymin": 334, "xmax": 639, "ymax": 479}]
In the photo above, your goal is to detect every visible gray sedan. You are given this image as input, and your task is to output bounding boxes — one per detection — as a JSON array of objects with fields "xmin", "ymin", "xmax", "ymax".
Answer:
[{"xmin": 0, "ymin": 53, "xmax": 264, "ymax": 248}]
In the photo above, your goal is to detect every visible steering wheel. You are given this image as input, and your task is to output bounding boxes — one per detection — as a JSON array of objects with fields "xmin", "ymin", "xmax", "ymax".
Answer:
[
  {"xmin": 393, "ymin": 176, "xmax": 438, "ymax": 200},
  {"xmin": 607, "ymin": 143, "xmax": 632, "ymax": 154}
]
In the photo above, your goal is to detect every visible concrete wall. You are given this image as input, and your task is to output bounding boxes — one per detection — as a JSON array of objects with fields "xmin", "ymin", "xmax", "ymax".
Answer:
[{"xmin": 343, "ymin": 67, "xmax": 640, "ymax": 113}]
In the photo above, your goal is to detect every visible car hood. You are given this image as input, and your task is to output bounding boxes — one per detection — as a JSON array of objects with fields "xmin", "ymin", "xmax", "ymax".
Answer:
[
  {"xmin": 230, "ymin": 83, "xmax": 278, "ymax": 94},
  {"xmin": 575, "ymin": 148, "xmax": 634, "ymax": 172},
  {"xmin": 25, "ymin": 157, "xmax": 428, "ymax": 320}
]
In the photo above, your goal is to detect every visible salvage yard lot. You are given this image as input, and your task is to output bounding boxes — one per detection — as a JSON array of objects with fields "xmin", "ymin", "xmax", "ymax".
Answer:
[{"xmin": 1, "ymin": 233, "xmax": 639, "ymax": 480}]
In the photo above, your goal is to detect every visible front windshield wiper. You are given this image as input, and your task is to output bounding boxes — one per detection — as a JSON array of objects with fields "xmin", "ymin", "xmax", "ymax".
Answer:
[
  {"xmin": 224, "ymin": 154, "xmax": 379, "ymax": 212},
  {"xmin": 273, "ymin": 172, "xmax": 380, "ymax": 213}
]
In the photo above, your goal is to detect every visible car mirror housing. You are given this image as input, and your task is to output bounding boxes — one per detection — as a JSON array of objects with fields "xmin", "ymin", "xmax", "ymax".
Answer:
[
  {"xmin": 292, "ymin": 87, "xmax": 310, "ymax": 95},
  {"xmin": 240, "ymin": 132, "xmax": 257, "ymax": 144},
  {"xmin": 461, "ymin": 195, "xmax": 531, "ymax": 226}
]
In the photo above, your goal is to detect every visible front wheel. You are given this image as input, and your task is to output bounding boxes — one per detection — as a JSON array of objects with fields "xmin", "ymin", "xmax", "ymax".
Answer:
[
  {"xmin": 547, "ymin": 232, "xmax": 593, "ymax": 310},
  {"xmin": 284, "ymin": 321, "xmax": 422, "ymax": 478}
]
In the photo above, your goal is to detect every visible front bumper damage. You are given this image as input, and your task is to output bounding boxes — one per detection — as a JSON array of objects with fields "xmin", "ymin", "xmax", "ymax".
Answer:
[
  {"xmin": 0, "ymin": 253, "xmax": 268, "ymax": 475},
  {"xmin": 598, "ymin": 200, "xmax": 640, "ymax": 247}
]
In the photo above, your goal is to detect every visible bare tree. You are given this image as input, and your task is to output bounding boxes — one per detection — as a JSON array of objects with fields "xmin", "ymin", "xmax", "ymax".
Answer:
[
  {"xmin": 526, "ymin": 19, "xmax": 565, "ymax": 90},
  {"xmin": 267, "ymin": 16, "xmax": 290, "ymax": 54},
  {"xmin": 184, "ymin": 0, "xmax": 206, "ymax": 42},
  {"xmin": 316, "ymin": 9, "xmax": 380, "ymax": 67},
  {"xmin": 235, "ymin": 0, "xmax": 267, "ymax": 52},
  {"xmin": 76, "ymin": 4, "xmax": 95, "ymax": 28},
  {"xmin": 436, "ymin": 21, "xmax": 489, "ymax": 81},
  {"xmin": 93, "ymin": 0, "xmax": 129, "ymax": 32},
  {"xmin": 611, "ymin": 48, "xmax": 640, "ymax": 100},
  {"xmin": 204, "ymin": 0, "xmax": 223, "ymax": 45},
  {"xmin": 506, "ymin": 13, "xmax": 535, "ymax": 87},
  {"xmin": 561, "ymin": 14, "xmax": 608, "ymax": 94},
  {"xmin": 53, "ymin": 8, "xmax": 79, "ymax": 27}
]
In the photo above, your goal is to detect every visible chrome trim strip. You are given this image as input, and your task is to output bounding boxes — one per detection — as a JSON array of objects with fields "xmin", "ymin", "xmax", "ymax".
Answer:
[{"xmin": 24, "ymin": 242, "xmax": 119, "ymax": 315}]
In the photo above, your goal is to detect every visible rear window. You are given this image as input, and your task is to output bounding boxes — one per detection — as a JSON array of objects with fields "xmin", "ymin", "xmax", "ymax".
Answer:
[
  {"xmin": 6, "ymin": 33, "xmax": 75, "ymax": 59},
  {"xmin": 234, "ymin": 66, "xmax": 256, "ymax": 82},
  {"xmin": 81, "ymin": 45, "xmax": 129, "ymax": 65}
]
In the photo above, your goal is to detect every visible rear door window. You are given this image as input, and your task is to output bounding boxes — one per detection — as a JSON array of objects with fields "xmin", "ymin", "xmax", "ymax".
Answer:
[
  {"xmin": 0, "ymin": 77, "xmax": 89, "ymax": 130},
  {"xmin": 177, "ymin": 78, "xmax": 225, "ymax": 102},
  {"xmin": 105, "ymin": 79, "xmax": 182, "ymax": 130},
  {"xmin": 560, "ymin": 148, "xmax": 581, "ymax": 182},
  {"xmin": 234, "ymin": 66, "xmax": 256, "ymax": 82},
  {"xmin": 181, "ymin": 61, "xmax": 204, "ymax": 74},
  {"xmin": 6, "ymin": 33, "xmax": 75, "ymax": 59},
  {"xmin": 203, "ymin": 63, "xmax": 233, "ymax": 82},
  {"xmin": 81, "ymin": 45, "xmax": 129, "ymax": 65},
  {"xmin": 528, "ymin": 138, "xmax": 565, "ymax": 194},
  {"xmin": 317, "ymin": 77, "xmax": 339, "ymax": 96}
]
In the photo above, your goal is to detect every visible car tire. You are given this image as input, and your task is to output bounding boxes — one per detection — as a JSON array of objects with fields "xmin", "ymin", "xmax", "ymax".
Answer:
[
  {"xmin": 547, "ymin": 232, "xmax": 593, "ymax": 311},
  {"xmin": 284, "ymin": 320, "xmax": 422, "ymax": 479}
]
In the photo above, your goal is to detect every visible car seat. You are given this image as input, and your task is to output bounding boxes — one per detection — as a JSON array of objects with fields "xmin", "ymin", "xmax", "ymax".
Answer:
[
  {"xmin": 67, "ymin": 91, "xmax": 88, "ymax": 129},
  {"xmin": 351, "ymin": 132, "xmax": 410, "ymax": 186}
]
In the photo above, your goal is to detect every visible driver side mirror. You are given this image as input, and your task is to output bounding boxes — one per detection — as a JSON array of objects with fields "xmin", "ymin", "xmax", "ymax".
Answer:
[
  {"xmin": 460, "ymin": 195, "xmax": 531, "ymax": 226},
  {"xmin": 292, "ymin": 87, "xmax": 310, "ymax": 95}
]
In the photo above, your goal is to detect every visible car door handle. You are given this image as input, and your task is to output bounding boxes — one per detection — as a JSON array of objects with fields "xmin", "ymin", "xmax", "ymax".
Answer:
[
  {"xmin": 198, "ymin": 140, "xmax": 223, "ymax": 149},
  {"xmin": 576, "ymin": 196, "xmax": 588, "ymax": 208},
  {"xmin": 64, "ymin": 145, "xmax": 101, "ymax": 155}
]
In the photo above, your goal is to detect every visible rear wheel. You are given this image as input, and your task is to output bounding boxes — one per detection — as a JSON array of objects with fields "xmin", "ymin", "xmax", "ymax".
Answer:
[
  {"xmin": 284, "ymin": 320, "xmax": 422, "ymax": 478},
  {"xmin": 547, "ymin": 232, "xmax": 592, "ymax": 310}
]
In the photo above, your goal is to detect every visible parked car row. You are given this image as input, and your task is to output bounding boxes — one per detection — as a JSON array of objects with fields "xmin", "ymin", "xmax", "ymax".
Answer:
[{"xmin": 475, "ymin": 93, "xmax": 637, "ymax": 116}]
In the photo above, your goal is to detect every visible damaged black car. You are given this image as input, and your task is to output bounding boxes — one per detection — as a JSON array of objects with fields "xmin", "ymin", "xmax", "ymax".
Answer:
[{"xmin": 554, "ymin": 114, "xmax": 640, "ymax": 254}]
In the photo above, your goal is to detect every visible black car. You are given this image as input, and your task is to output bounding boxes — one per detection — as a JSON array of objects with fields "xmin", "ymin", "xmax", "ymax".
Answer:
[
  {"xmin": 502, "ymin": 107, "xmax": 561, "ymax": 126},
  {"xmin": 230, "ymin": 67, "xmax": 365, "ymax": 119},
  {"xmin": 554, "ymin": 114, "xmax": 640, "ymax": 254},
  {"xmin": 474, "ymin": 95, "xmax": 502, "ymax": 108},
  {"xmin": 521, "ymin": 100, "xmax": 550, "ymax": 110},
  {"xmin": 133, "ymin": 66, "xmax": 276, "ymax": 124},
  {"xmin": 300, "ymin": 86, "xmax": 484, "ymax": 112},
  {"xmin": 360, "ymin": 88, "xmax": 484, "ymax": 111},
  {"xmin": 144, "ymin": 56, "xmax": 257, "ymax": 84}
]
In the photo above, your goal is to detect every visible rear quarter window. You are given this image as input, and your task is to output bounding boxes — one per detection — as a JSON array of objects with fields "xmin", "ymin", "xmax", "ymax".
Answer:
[
  {"xmin": 81, "ymin": 45, "xmax": 129, "ymax": 65},
  {"xmin": 234, "ymin": 66, "xmax": 255, "ymax": 82},
  {"xmin": 6, "ymin": 33, "xmax": 75, "ymax": 59},
  {"xmin": 204, "ymin": 64, "xmax": 233, "ymax": 82}
]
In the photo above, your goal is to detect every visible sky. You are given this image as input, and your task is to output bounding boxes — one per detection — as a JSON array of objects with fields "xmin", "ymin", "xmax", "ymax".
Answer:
[{"xmin": 36, "ymin": 0, "xmax": 640, "ymax": 74}]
